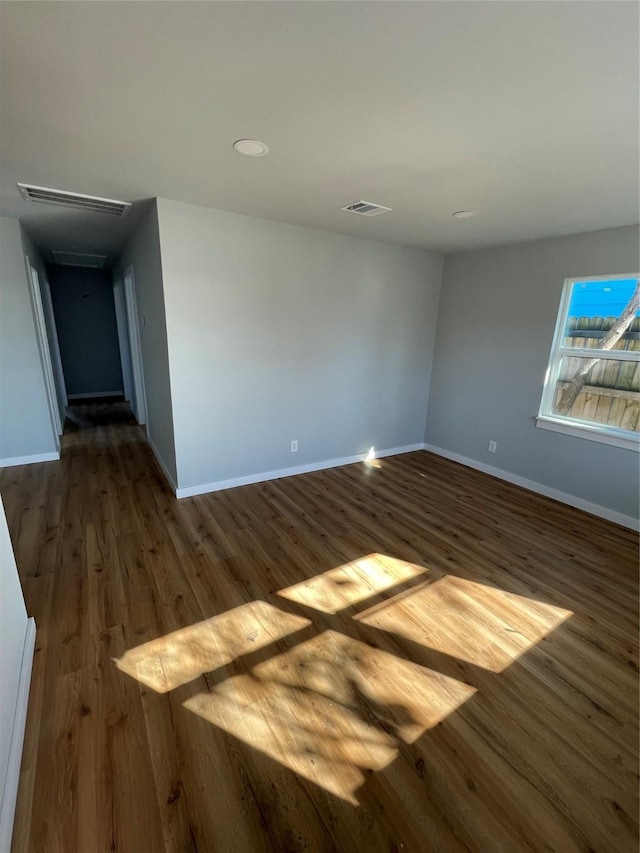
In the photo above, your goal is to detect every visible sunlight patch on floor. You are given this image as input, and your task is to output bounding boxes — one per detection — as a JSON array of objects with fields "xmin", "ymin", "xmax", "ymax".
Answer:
[
  {"xmin": 277, "ymin": 553, "xmax": 427, "ymax": 614},
  {"xmin": 114, "ymin": 601, "xmax": 310, "ymax": 692},
  {"xmin": 184, "ymin": 630, "xmax": 476, "ymax": 804},
  {"xmin": 115, "ymin": 552, "xmax": 572, "ymax": 803},
  {"xmin": 355, "ymin": 574, "xmax": 573, "ymax": 672}
]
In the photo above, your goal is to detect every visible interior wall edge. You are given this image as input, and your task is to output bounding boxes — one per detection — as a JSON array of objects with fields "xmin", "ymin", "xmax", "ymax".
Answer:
[
  {"xmin": 147, "ymin": 434, "xmax": 178, "ymax": 495},
  {"xmin": 422, "ymin": 442, "xmax": 639, "ymax": 531},
  {"xmin": 0, "ymin": 451, "xmax": 60, "ymax": 468},
  {"xmin": 0, "ymin": 617, "xmax": 35, "ymax": 853},
  {"xmin": 174, "ymin": 443, "xmax": 425, "ymax": 499}
]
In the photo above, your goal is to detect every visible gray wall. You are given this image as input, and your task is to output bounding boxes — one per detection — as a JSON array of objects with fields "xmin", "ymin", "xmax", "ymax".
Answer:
[
  {"xmin": 156, "ymin": 198, "xmax": 443, "ymax": 490},
  {"xmin": 48, "ymin": 265, "xmax": 123, "ymax": 397},
  {"xmin": 426, "ymin": 225, "xmax": 639, "ymax": 519},
  {"xmin": 119, "ymin": 202, "xmax": 178, "ymax": 485},
  {"xmin": 0, "ymin": 217, "xmax": 58, "ymax": 461}
]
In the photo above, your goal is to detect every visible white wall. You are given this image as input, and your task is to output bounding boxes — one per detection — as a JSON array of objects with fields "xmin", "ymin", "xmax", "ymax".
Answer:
[
  {"xmin": 0, "ymin": 496, "xmax": 33, "ymax": 850},
  {"xmin": 156, "ymin": 198, "xmax": 443, "ymax": 491},
  {"xmin": 426, "ymin": 225, "xmax": 639, "ymax": 522},
  {"xmin": 119, "ymin": 203, "xmax": 178, "ymax": 485},
  {"xmin": 0, "ymin": 217, "xmax": 58, "ymax": 463}
]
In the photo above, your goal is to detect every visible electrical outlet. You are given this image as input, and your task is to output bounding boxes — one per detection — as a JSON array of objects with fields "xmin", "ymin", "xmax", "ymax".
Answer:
[
  {"xmin": 290, "ymin": 440, "xmax": 298, "ymax": 453},
  {"xmin": 488, "ymin": 440, "xmax": 497, "ymax": 453}
]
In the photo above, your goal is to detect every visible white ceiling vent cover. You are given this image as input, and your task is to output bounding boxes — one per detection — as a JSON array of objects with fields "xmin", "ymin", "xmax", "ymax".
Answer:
[
  {"xmin": 17, "ymin": 183, "xmax": 131, "ymax": 217},
  {"xmin": 341, "ymin": 200, "xmax": 392, "ymax": 217},
  {"xmin": 51, "ymin": 251, "xmax": 108, "ymax": 268}
]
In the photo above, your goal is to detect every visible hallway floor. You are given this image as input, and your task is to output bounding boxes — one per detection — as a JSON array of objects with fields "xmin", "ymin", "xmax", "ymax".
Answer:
[
  {"xmin": 1, "ymin": 418, "xmax": 638, "ymax": 852},
  {"xmin": 63, "ymin": 400, "xmax": 133, "ymax": 433}
]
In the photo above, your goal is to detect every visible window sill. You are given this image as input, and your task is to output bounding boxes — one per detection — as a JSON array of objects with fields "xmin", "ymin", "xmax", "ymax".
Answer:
[{"xmin": 536, "ymin": 415, "xmax": 640, "ymax": 452}]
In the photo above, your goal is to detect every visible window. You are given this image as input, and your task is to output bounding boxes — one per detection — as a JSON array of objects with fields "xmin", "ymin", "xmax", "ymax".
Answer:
[{"xmin": 537, "ymin": 274, "xmax": 640, "ymax": 451}]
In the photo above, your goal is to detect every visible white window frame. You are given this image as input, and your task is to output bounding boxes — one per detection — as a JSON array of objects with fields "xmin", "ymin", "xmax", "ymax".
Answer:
[{"xmin": 536, "ymin": 273, "xmax": 640, "ymax": 452}]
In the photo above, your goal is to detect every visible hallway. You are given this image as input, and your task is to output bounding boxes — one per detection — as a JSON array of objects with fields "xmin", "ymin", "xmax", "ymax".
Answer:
[
  {"xmin": 0, "ymin": 419, "xmax": 637, "ymax": 852},
  {"xmin": 63, "ymin": 400, "xmax": 133, "ymax": 434}
]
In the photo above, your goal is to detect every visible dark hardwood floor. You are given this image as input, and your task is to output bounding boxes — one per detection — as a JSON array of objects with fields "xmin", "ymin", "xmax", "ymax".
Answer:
[{"xmin": 1, "ymin": 404, "xmax": 638, "ymax": 852}]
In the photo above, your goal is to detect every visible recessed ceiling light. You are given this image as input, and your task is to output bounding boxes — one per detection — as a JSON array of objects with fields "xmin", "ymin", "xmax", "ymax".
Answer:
[
  {"xmin": 233, "ymin": 139, "xmax": 269, "ymax": 157},
  {"xmin": 451, "ymin": 210, "xmax": 475, "ymax": 219}
]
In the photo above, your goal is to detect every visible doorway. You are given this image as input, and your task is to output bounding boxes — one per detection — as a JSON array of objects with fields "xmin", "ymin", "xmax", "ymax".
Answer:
[
  {"xmin": 28, "ymin": 258, "xmax": 148, "ymax": 436},
  {"xmin": 25, "ymin": 261, "xmax": 63, "ymax": 443},
  {"xmin": 47, "ymin": 264, "xmax": 124, "ymax": 402}
]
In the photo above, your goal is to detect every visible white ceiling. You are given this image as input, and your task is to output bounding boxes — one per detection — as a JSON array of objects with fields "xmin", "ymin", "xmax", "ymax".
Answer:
[{"xmin": 0, "ymin": 1, "xmax": 638, "ymax": 258}]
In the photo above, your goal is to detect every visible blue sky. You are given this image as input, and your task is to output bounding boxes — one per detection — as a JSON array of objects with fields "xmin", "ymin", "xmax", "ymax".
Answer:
[{"xmin": 568, "ymin": 277, "xmax": 638, "ymax": 318}]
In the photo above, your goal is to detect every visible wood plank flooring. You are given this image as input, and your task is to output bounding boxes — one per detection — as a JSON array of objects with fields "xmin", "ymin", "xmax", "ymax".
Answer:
[{"xmin": 1, "ymin": 403, "xmax": 638, "ymax": 852}]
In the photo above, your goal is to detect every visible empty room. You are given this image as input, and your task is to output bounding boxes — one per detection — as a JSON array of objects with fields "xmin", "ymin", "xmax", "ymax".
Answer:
[{"xmin": 0, "ymin": 2, "xmax": 638, "ymax": 852}]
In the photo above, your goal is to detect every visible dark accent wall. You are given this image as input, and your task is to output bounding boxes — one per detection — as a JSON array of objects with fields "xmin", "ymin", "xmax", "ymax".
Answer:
[{"xmin": 48, "ymin": 265, "xmax": 123, "ymax": 397}]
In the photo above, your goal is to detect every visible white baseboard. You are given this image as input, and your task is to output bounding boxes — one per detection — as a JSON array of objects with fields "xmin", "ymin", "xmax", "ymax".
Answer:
[
  {"xmin": 422, "ymin": 443, "xmax": 639, "ymax": 531},
  {"xmin": 67, "ymin": 391, "xmax": 123, "ymax": 400},
  {"xmin": 147, "ymin": 435, "xmax": 178, "ymax": 494},
  {"xmin": 175, "ymin": 444, "xmax": 425, "ymax": 499},
  {"xmin": 0, "ymin": 451, "xmax": 59, "ymax": 468},
  {"xmin": 0, "ymin": 617, "xmax": 36, "ymax": 852}
]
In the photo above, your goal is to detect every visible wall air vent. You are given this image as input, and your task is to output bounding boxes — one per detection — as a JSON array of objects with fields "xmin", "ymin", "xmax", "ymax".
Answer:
[
  {"xmin": 341, "ymin": 200, "xmax": 392, "ymax": 217},
  {"xmin": 17, "ymin": 183, "xmax": 131, "ymax": 217},
  {"xmin": 51, "ymin": 251, "xmax": 108, "ymax": 268}
]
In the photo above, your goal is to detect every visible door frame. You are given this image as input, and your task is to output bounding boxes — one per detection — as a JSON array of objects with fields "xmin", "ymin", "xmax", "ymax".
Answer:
[
  {"xmin": 123, "ymin": 265, "xmax": 147, "ymax": 426},
  {"xmin": 40, "ymin": 272, "xmax": 68, "ymax": 418},
  {"xmin": 112, "ymin": 272, "xmax": 134, "ymax": 405},
  {"xmin": 25, "ymin": 258, "xmax": 63, "ymax": 441}
]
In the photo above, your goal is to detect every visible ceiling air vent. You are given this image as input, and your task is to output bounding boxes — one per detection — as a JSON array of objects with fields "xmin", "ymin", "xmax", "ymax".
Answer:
[
  {"xmin": 17, "ymin": 183, "xmax": 131, "ymax": 217},
  {"xmin": 51, "ymin": 251, "xmax": 108, "ymax": 268},
  {"xmin": 341, "ymin": 200, "xmax": 392, "ymax": 217}
]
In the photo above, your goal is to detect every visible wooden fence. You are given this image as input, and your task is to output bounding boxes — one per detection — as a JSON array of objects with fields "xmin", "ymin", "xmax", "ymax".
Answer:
[{"xmin": 555, "ymin": 316, "xmax": 640, "ymax": 432}]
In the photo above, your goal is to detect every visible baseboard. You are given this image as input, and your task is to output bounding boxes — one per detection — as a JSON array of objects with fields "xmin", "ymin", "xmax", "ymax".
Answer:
[
  {"xmin": 175, "ymin": 444, "xmax": 425, "ymax": 499},
  {"xmin": 0, "ymin": 617, "xmax": 36, "ymax": 852},
  {"xmin": 67, "ymin": 391, "xmax": 124, "ymax": 400},
  {"xmin": 147, "ymin": 435, "xmax": 178, "ymax": 495},
  {"xmin": 0, "ymin": 451, "xmax": 59, "ymax": 468},
  {"xmin": 422, "ymin": 443, "xmax": 639, "ymax": 531}
]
